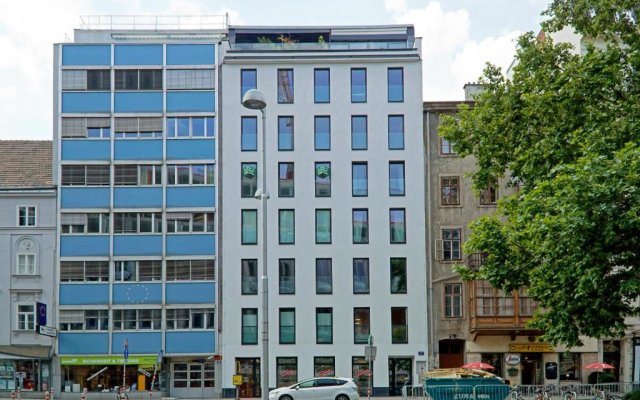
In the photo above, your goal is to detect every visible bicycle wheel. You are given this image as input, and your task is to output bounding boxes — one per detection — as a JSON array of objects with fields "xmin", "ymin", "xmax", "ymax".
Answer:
[{"xmin": 607, "ymin": 395, "xmax": 622, "ymax": 400}]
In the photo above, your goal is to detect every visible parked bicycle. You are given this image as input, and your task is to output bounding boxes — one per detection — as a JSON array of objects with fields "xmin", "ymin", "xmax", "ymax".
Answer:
[
  {"xmin": 116, "ymin": 386, "xmax": 129, "ymax": 400},
  {"xmin": 562, "ymin": 385, "xmax": 578, "ymax": 400},
  {"xmin": 511, "ymin": 386, "xmax": 524, "ymax": 400},
  {"xmin": 536, "ymin": 385, "xmax": 555, "ymax": 400},
  {"xmin": 593, "ymin": 388, "xmax": 622, "ymax": 400}
]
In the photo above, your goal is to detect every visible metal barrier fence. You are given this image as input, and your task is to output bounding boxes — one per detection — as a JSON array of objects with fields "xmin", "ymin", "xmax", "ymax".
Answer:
[{"xmin": 417, "ymin": 383, "xmax": 640, "ymax": 400}]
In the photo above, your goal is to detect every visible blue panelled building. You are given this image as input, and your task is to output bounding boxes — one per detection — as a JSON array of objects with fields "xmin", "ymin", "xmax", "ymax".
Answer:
[{"xmin": 53, "ymin": 18, "xmax": 225, "ymax": 398}]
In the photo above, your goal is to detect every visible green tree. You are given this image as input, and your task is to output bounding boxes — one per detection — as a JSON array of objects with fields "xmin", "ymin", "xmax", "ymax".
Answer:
[{"xmin": 440, "ymin": 0, "xmax": 640, "ymax": 347}]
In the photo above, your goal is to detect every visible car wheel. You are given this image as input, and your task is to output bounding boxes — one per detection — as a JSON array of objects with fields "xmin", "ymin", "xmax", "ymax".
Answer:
[
  {"xmin": 280, "ymin": 395, "xmax": 293, "ymax": 400},
  {"xmin": 336, "ymin": 394, "xmax": 350, "ymax": 400}
]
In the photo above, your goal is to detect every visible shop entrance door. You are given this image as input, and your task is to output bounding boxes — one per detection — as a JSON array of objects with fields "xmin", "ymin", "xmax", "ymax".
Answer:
[
  {"xmin": 236, "ymin": 358, "xmax": 260, "ymax": 398},
  {"xmin": 171, "ymin": 362, "xmax": 215, "ymax": 398},
  {"xmin": 388, "ymin": 358, "xmax": 412, "ymax": 396},
  {"xmin": 522, "ymin": 353, "xmax": 542, "ymax": 385}
]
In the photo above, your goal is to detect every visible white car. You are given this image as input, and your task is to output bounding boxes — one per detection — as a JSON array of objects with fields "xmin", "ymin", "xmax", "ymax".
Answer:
[{"xmin": 268, "ymin": 377, "xmax": 360, "ymax": 400}]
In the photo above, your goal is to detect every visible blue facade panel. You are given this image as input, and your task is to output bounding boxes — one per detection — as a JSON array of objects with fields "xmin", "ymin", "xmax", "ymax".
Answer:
[
  {"xmin": 166, "ymin": 92, "xmax": 215, "ymax": 112},
  {"xmin": 61, "ymin": 187, "xmax": 110, "ymax": 208},
  {"xmin": 166, "ymin": 332, "xmax": 215, "ymax": 354},
  {"xmin": 114, "ymin": 44, "xmax": 163, "ymax": 65},
  {"xmin": 62, "ymin": 92, "xmax": 111, "ymax": 113},
  {"xmin": 166, "ymin": 234, "xmax": 215, "ymax": 256},
  {"xmin": 59, "ymin": 333, "xmax": 109, "ymax": 354},
  {"xmin": 62, "ymin": 45, "xmax": 111, "ymax": 66},
  {"xmin": 166, "ymin": 187, "xmax": 216, "ymax": 208},
  {"xmin": 114, "ymin": 187, "xmax": 163, "ymax": 208},
  {"xmin": 114, "ymin": 140, "xmax": 163, "ymax": 160},
  {"xmin": 112, "ymin": 332, "xmax": 162, "ymax": 354},
  {"xmin": 112, "ymin": 283, "xmax": 162, "ymax": 305},
  {"xmin": 166, "ymin": 139, "xmax": 215, "ymax": 160},
  {"xmin": 165, "ymin": 283, "xmax": 215, "ymax": 304},
  {"xmin": 166, "ymin": 44, "xmax": 215, "ymax": 65},
  {"xmin": 60, "ymin": 236, "xmax": 110, "ymax": 257},
  {"xmin": 60, "ymin": 284, "xmax": 109, "ymax": 305},
  {"xmin": 61, "ymin": 140, "xmax": 111, "ymax": 161},
  {"xmin": 113, "ymin": 235, "xmax": 162, "ymax": 256},
  {"xmin": 114, "ymin": 92, "xmax": 163, "ymax": 113}
]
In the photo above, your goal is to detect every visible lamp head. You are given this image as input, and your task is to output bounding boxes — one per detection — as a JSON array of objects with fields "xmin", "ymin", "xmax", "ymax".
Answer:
[{"xmin": 242, "ymin": 89, "xmax": 267, "ymax": 110}]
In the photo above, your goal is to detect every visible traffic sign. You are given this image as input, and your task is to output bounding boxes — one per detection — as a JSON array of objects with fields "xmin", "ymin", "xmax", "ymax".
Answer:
[
  {"xmin": 124, "ymin": 339, "xmax": 129, "ymax": 360},
  {"xmin": 37, "ymin": 325, "xmax": 57, "ymax": 338},
  {"xmin": 365, "ymin": 345, "xmax": 377, "ymax": 361},
  {"xmin": 36, "ymin": 302, "xmax": 47, "ymax": 326},
  {"xmin": 156, "ymin": 350, "xmax": 163, "ymax": 365}
]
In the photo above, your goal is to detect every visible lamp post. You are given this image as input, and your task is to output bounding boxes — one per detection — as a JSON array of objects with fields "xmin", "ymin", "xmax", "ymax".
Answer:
[{"xmin": 242, "ymin": 89, "xmax": 269, "ymax": 400}]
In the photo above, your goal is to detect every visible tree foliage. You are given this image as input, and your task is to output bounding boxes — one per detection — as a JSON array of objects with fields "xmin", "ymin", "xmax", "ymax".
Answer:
[{"xmin": 440, "ymin": 0, "xmax": 640, "ymax": 347}]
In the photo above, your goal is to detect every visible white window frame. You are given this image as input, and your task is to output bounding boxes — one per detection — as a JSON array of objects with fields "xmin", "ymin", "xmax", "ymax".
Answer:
[
  {"xmin": 435, "ymin": 227, "xmax": 462, "ymax": 261},
  {"xmin": 166, "ymin": 308, "xmax": 215, "ymax": 330},
  {"xmin": 16, "ymin": 303, "xmax": 35, "ymax": 331},
  {"xmin": 17, "ymin": 206, "xmax": 37, "ymax": 227},
  {"xmin": 16, "ymin": 253, "xmax": 36, "ymax": 275},
  {"xmin": 167, "ymin": 164, "xmax": 215, "ymax": 185},
  {"xmin": 166, "ymin": 212, "xmax": 215, "ymax": 233}
]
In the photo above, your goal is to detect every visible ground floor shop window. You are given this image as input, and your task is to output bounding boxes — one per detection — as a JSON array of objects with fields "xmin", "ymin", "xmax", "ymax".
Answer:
[
  {"xmin": 559, "ymin": 353, "xmax": 580, "ymax": 381},
  {"xmin": 61, "ymin": 363, "xmax": 165, "ymax": 392},
  {"xmin": 276, "ymin": 357, "xmax": 297, "ymax": 389},
  {"xmin": 0, "ymin": 361, "xmax": 16, "ymax": 390},
  {"xmin": 352, "ymin": 357, "xmax": 372, "ymax": 396},
  {"xmin": 481, "ymin": 353, "xmax": 503, "ymax": 378},
  {"xmin": 172, "ymin": 363, "xmax": 214, "ymax": 389},
  {"xmin": 314, "ymin": 357, "xmax": 335, "ymax": 377}
]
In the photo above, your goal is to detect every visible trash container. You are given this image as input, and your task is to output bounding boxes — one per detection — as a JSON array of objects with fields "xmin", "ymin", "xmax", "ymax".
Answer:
[{"xmin": 425, "ymin": 370, "xmax": 509, "ymax": 400}]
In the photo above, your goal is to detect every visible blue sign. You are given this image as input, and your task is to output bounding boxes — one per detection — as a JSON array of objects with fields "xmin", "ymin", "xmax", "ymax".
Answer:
[
  {"xmin": 36, "ymin": 302, "xmax": 47, "ymax": 326},
  {"xmin": 156, "ymin": 350, "xmax": 163, "ymax": 365},
  {"xmin": 124, "ymin": 339, "xmax": 129, "ymax": 360}
]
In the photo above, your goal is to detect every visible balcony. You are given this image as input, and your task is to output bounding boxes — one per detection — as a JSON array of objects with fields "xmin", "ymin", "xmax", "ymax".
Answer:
[
  {"xmin": 468, "ymin": 280, "xmax": 542, "ymax": 339},
  {"xmin": 230, "ymin": 41, "xmax": 414, "ymax": 51}
]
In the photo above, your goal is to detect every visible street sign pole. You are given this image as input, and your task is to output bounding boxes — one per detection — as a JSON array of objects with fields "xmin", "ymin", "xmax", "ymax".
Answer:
[
  {"xmin": 368, "ymin": 335, "xmax": 373, "ymax": 400},
  {"xmin": 123, "ymin": 339, "xmax": 129, "ymax": 390}
]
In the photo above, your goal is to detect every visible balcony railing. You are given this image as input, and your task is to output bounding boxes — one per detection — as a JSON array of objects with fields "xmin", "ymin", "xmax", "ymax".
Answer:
[{"xmin": 230, "ymin": 41, "xmax": 414, "ymax": 51}]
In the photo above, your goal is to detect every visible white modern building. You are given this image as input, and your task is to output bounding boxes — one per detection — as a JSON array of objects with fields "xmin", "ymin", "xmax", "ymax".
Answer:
[{"xmin": 219, "ymin": 25, "xmax": 427, "ymax": 397}]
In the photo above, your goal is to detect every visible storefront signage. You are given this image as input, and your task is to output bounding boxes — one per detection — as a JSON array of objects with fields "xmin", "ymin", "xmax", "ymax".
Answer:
[
  {"xmin": 505, "ymin": 354, "xmax": 521, "ymax": 365},
  {"xmin": 60, "ymin": 356, "xmax": 158, "ymax": 365},
  {"xmin": 509, "ymin": 343, "xmax": 555, "ymax": 353},
  {"xmin": 233, "ymin": 375, "xmax": 243, "ymax": 386}
]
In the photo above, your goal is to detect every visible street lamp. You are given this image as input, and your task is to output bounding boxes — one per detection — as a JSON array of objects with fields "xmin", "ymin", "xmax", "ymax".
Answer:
[{"xmin": 242, "ymin": 89, "xmax": 269, "ymax": 400}]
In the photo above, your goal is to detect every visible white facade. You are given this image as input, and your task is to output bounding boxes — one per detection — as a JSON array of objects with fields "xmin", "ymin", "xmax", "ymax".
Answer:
[{"xmin": 219, "ymin": 26, "xmax": 427, "ymax": 397}]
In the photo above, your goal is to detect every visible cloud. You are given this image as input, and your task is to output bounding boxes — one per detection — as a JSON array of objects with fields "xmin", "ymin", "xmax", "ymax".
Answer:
[
  {"xmin": 384, "ymin": 0, "xmax": 407, "ymax": 13},
  {"xmin": 387, "ymin": 1, "xmax": 520, "ymax": 100}
]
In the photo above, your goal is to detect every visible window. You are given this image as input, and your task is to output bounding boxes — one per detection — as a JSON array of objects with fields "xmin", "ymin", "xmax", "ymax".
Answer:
[
  {"xmin": 277, "ymin": 69, "xmax": 294, "ymax": 103},
  {"xmin": 351, "ymin": 68, "xmax": 366, "ymax": 102},
  {"xmin": 354, "ymin": 308, "xmax": 370, "ymax": 344},
  {"xmin": 441, "ymin": 176, "xmax": 460, "ymax": 205},
  {"xmin": 315, "ymin": 162, "xmax": 331, "ymax": 197},
  {"xmin": 518, "ymin": 288, "xmax": 538, "ymax": 316},
  {"xmin": 166, "ymin": 309, "xmax": 214, "ymax": 329},
  {"xmin": 279, "ymin": 309, "xmax": 296, "ymax": 344},
  {"xmin": 242, "ymin": 210, "xmax": 258, "ymax": 244},
  {"xmin": 17, "ymin": 254, "xmax": 36, "ymax": 275},
  {"xmin": 278, "ymin": 163, "xmax": 294, "ymax": 197},
  {"xmin": 352, "ymin": 162, "xmax": 368, "ymax": 196},
  {"xmin": 242, "ymin": 308, "xmax": 258, "ymax": 344},
  {"xmin": 114, "ymin": 164, "xmax": 162, "ymax": 186},
  {"xmin": 241, "ymin": 116, "xmax": 258, "ymax": 151},
  {"xmin": 444, "ymin": 283, "xmax": 462, "ymax": 317},
  {"xmin": 166, "ymin": 259, "xmax": 214, "ymax": 281},
  {"xmin": 114, "ymin": 117, "xmax": 163, "ymax": 138},
  {"xmin": 316, "ymin": 308, "xmax": 333, "ymax": 344},
  {"xmin": 315, "ymin": 259, "xmax": 332, "ymax": 294},
  {"xmin": 61, "ymin": 117, "xmax": 111, "ymax": 138},
  {"xmin": 388, "ymin": 115, "xmax": 405, "ymax": 150},
  {"xmin": 314, "ymin": 69, "xmax": 330, "ymax": 103},
  {"xmin": 391, "ymin": 307, "xmax": 408, "ymax": 343},
  {"xmin": 242, "ymin": 259, "xmax": 258, "ymax": 295},
  {"xmin": 439, "ymin": 228, "xmax": 461, "ymax": 260},
  {"xmin": 440, "ymin": 137, "xmax": 456, "ymax": 155},
  {"xmin": 314, "ymin": 357, "xmax": 335, "ymax": 377},
  {"xmin": 387, "ymin": 67, "xmax": 404, "ymax": 102},
  {"xmin": 560, "ymin": 353, "xmax": 580, "ymax": 380},
  {"xmin": 352, "ymin": 209, "xmax": 369, "ymax": 244},
  {"xmin": 480, "ymin": 185, "xmax": 498, "ymax": 205},
  {"xmin": 353, "ymin": 259, "xmax": 369, "ymax": 294},
  {"xmin": 279, "ymin": 259, "xmax": 295, "ymax": 294},
  {"xmin": 277, "ymin": 357, "xmax": 298, "ymax": 388},
  {"xmin": 166, "ymin": 212, "xmax": 214, "ymax": 233},
  {"xmin": 60, "ymin": 261, "xmax": 109, "ymax": 282},
  {"xmin": 351, "ymin": 116, "xmax": 368, "ymax": 150},
  {"xmin": 113, "ymin": 309, "xmax": 161, "ymax": 330},
  {"xmin": 18, "ymin": 206, "xmax": 36, "ymax": 227},
  {"xmin": 390, "ymin": 208, "xmax": 406, "ymax": 244},
  {"xmin": 61, "ymin": 165, "xmax": 110, "ymax": 186},
  {"xmin": 115, "ymin": 69, "xmax": 162, "ymax": 90},
  {"xmin": 314, "ymin": 116, "xmax": 331, "ymax": 150},
  {"xmin": 475, "ymin": 280, "xmax": 515, "ymax": 316},
  {"xmin": 278, "ymin": 116, "xmax": 294, "ymax": 150},
  {"xmin": 166, "ymin": 69, "xmax": 214, "ymax": 90},
  {"xmin": 390, "ymin": 258, "xmax": 407, "ymax": 294},
  {"xmin": 278, "ymin": 210, "xmax": 295, "ymax": 244},
  {"xmin": 167, "ymin": 164, "xmax": 215, "ymax": 185},
  {"xmin": 62, "ymin": 69, "xmax": 111, "ymax": 91},
  {"xmin": 241, "ymin": 163, "xmax": 258, "ymax": 197},
  {"xmin": 114, "ymin": 260, "xmax": 162, "ymax": 282},
  {"xmin": 113, "ymin": 213, "xmax": 162, "ymax": 233},
  {"xmin": 389, "ymin": 162, "xmax": 405, "ymax": 196},
  {"xmin": 166, "ymin": 116, "xmax": 215, "ymax": 138},
  {"xmin": 60, "ymin": 310, "xmax": 108, "ymax": 331},
  {"xmin": 315, "ymin": 209, "xmax": 331, "ymax": 244},
  {"xmin": 17, "ymin": 304, "xmax": 35, "ymax": 331},
  {"xmin": 241, "ymin": 69, "xmax": 257, "ymax": 99}
]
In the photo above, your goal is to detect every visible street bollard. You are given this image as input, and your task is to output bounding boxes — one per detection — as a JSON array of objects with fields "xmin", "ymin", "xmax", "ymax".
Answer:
[
  {"xmin": 149, "ymin": 390, "xmax": 153, "ymax": 400},
  {"xmin": 17, "ymin": 387, "xmax": 21, "ymax": 400},
  {"xmin": 81, "ymin": 387, "xmax": 88, "ymax": 400},
  {"xmin": 44, "ymin": 391, "xmax": 50, "ymax": 400},
  {"xmin": 51, "ymin": 388, "xmax": 55, "ymax": 400},
  {"xmin": 10, "ymin": 390, "xmax": 15, "ymax": 400}
]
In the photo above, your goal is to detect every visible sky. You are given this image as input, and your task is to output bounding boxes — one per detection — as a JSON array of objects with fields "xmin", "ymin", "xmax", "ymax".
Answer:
[{"xmin": 0, "ymin": 0, "xmax": 550, "ymax": 140}]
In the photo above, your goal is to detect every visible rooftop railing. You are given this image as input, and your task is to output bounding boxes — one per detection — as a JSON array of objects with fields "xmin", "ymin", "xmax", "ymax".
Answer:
[
  {"xmin": 230, "ymin": 41, "xmax": 414, "ymax": 51},
  {"xmin": 79, "ymin": 15, "xmax": 229, "ymax": 31}
]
